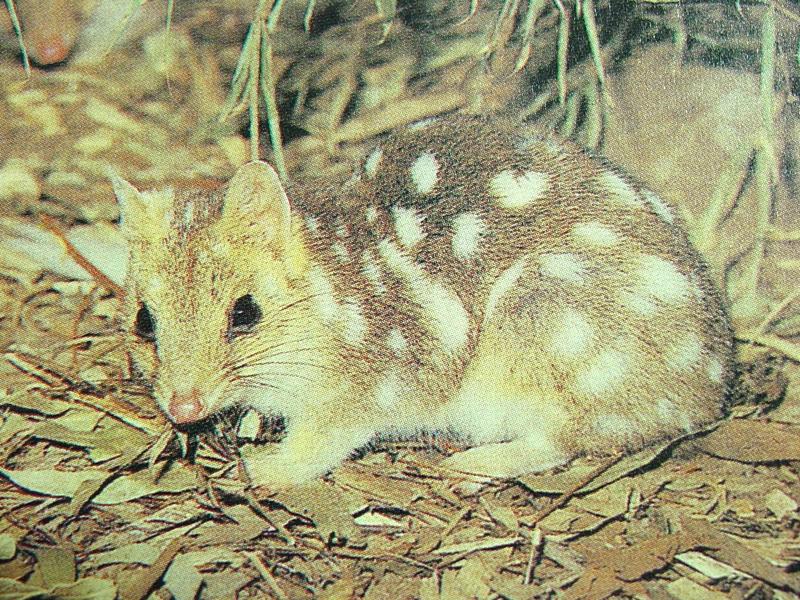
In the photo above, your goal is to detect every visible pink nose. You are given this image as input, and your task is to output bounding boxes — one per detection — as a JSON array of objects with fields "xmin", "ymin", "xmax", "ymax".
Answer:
[{"xmin": 168, "ymin": 389, "xmax": 205, "ymax": 424}]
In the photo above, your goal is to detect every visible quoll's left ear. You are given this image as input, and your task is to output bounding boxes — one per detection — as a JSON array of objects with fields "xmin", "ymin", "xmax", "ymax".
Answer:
[
  {"xmin": 223, "ymin": 161, "xmax": 291, "ymax": 246},
  {"xmin": 112, "ymin": 175, "xmax": 175, "ymax": 242}
]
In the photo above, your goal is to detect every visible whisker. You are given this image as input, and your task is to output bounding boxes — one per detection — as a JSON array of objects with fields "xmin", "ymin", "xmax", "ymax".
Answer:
[
  {"xmin": 232, "ymin": 358, "xmax": 340, "ymax": 375},
  {"xmin": 233, "ymin": 336, "xmax": 319, "ymax": 365},
  {"xmin": 234, "ymin": 370, "xmax": 317, "ymax": 383},
  {"xmin": 228, "ymin": 356, "xmax": 317, "ymax": 376},
  {"xmin": 228, "ymin": 376, "xmax": 299, "ymax": 399},
  {"xmin": 228, "ymin": 362, "xmax": 331, "ymax": 380}
]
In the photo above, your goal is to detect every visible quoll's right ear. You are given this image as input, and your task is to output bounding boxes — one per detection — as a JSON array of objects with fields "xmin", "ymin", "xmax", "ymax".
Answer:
[
  {"xmin": 112, "ymin": 176, "xmax": 175, "ymax": 241},
  {"xmin": 222, "ymin": 161, "xmax": 291, "ymax": 248}
]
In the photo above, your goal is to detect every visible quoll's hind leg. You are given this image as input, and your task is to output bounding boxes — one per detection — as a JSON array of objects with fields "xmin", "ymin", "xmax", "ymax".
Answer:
[
  {"xmin": 440, "ymin": 329, "xmax": 575, "ymax": 479},
  {"xmin": 440, "ymin": 434, "xmax": 569, "ymax": 478}
]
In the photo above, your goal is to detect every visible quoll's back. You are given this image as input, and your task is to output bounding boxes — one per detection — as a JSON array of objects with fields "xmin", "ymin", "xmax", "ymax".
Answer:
[{"xmin": 119, "ymin": 116, "xmax": 735, "ymax": 486}]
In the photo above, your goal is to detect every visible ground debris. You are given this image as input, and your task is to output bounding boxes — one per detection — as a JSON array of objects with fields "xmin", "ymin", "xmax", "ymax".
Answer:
[{"xmin": 1, "ymin": 3, "xmax": 799, "ymax": 599}]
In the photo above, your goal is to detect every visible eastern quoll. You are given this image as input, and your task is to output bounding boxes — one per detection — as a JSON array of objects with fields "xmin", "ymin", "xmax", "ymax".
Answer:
[{"xmin": 109, "ymin": 116, "xmax": 734, "ymax": 489}]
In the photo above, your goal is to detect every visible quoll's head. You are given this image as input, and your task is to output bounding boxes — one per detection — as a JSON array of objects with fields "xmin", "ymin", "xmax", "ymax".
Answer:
[{"xmin": 114, "ymin": 162, "xmax": 313, "ymax": 426}]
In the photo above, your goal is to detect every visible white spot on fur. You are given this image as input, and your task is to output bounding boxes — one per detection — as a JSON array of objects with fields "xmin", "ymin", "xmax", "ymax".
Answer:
[
  {"xmin": 635, "ymin": 254, "xmax": 690, "ymax": 305},
  {"xmin": 182, "ymin": 201, "xmax": 194, "ymax": 227},
  {"xmin": 364, "ymin": 148, "xmax": 383, "ymax": 179},
  {"xmin": 642, "ymin": 189, "xmax": 675, "ymax": 224},
  {"xmin": 307, "ymin": 265, "xmax": 339, "ymax": 322},
  {"xmin": 620, "ymin": 290, "xmax": 657, "ymax": 316},
  {"xmin": 342, "ymin": 298, "xmax": 366, "ymax": 345},
  {"xmin": 577, "ymin": 349, "xmax": 629, "ymax": 396},
  {"xmin": 539, "ymin": 253, "xmax": 588, "ymax": 284},
  {"xmin": 689, "ymin": 278, "xmax": 706, "ymax": 302},
  {"xmin": 375, "ymin": 372, "xmax": 401, "ymax": 409},
  {"xmin": 451, "ymin": 212, "xmax": 486, "ymax": 260},
  {"xmin": 665, "ymin": 333, "xmax": 702, "ymax": 371},
  {"xmin": 365, "ymin": 206, "xmax": 378, "ymax": 223},
  {"xmin": 656, "ymin": 398, "xmax": 675, "ymax": 420},
  {"xmin": 484, "ymin": 256, "xmax": 527, "ymax": 324},
  {"xmin": 489, "ymin": 169, "xmax": 549, "ymax": 209},
  {"xmin": 335, "ymin": 223, "xmax": 348, "ymax": 238},
  {"xmin": 147, "ymin": 275, "xmax": 164, "ymax": 293},
  {"xmin": 594, "ymin": 413, "xmax": 635, "ymax": 437},
  {"xmin": 378, "ymin": 239, "xmax": 468, "ymax": 353},
  {"xmin": 550, "ymin": 309, "xmax": 594, "ymax": 358},
  {"xmin": 332, "ymin": 241, "xmax": 350, "ymax": 264},
  {"xmin": 410, "ymin": 152, "xmax": 439, "ymax": 194},
  {"xmin": 386, "ymin": 328, "xmax": 408, "ymax": 354},
  {"xmin": 571, "ymin": 221, "xmax": 621, "ymax": 247},
  {"xmin": 211, "ymin": 241, "xmax": 229, "ymax": 257},
  {"xmin": 257, "ymin": 271, "xmax": 285, "ymax": 299},
  {"xmin": 392, "ymin": 206, "xmax": 425, "ymax": 249},
  {"xmin": 707, "ymin": 357, "xmax": 724, "ymax": 384},
  {"xmin": 512, "ymin": 133, "xmax": 541, "ymax": 151},
  {"xmin": 599, "ymin": 171, "xmax": 643, "ymax": 207},
  {"xmin": 362, "ymin": 250, "xmax": 386, "ymax": 295},
  {"xmin": 304, "ymin": 216, "xmax": 320, "ymax": 234},
  {"xmin": 344, "ymin": 171, "xmax": 361, "ymax": 188}
]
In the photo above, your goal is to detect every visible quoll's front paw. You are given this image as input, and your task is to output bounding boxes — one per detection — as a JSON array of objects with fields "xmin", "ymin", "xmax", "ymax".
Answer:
[{"xmin": 240, "ymin": 445, "xmax": 324, "ymax": 491}]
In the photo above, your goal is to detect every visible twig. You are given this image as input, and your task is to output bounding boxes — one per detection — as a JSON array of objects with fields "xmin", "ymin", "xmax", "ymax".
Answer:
[
  {"xmin": 4, "ymin": 0, "xmax": 30, "ymax": 75},
  {"xmin": 523, "ymin": 528, "xmax": 543, "ymax": 585},
  {"xmin": 4, "ymin": 350, "xmax": 163, "ymax": 435},
  {"xmin": 303, "ymin": 0, "xmax": 318, "ymax": 31},
  {"xmin": 39, "ymin": 214, "xmax": 126, "ymax": 299},
  {"xmin": 247, "ymin": 22, "xmax": 262, "ymax": 162},
  {"xmin": 120, "ymin": 538, "xmax": 183, "ymax": 600},
  {"xmin": 527, "ymin": 452, "xmax": 624, "ymax": 527},
  {"xmin": 554, "ymin": 0, "xmax": 570, "ymax": 104},
  {"xmin": 740, "ymin": 333, "xmax": 800, "ymax": 363},
  {"xmin": 754, "ymin": 287, "xmax": 800, "ymax": 336},
  {"xmin": 245, "ymin": 551, "xmax": 289, "ymax": 600},
  {"xmin": 260, "ymin": 20, "xmax": 288, "ymax": 180},
  {"xmin": 328, "ymin": 547, "xmax": 434, "ymax": 572},
  {"xmin": 581, "ymin": 0, "xmax": 613, "ymax": 107}
]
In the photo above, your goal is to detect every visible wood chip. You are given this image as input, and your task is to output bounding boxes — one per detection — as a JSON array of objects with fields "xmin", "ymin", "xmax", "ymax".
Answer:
[
  {"xmin": 695, "ymin": 420, "xmax": 800, "ymax": 463},
  {"xmin": 665, "ymin": 577, "xmax": 729, "ymax": 600},
  {"xmin": 433, "ymin": 536, "xmax": 521, "ymax": 555},
  {"xmin": 675, "ymin": 551, "xmax": 749, "ymax": 582},
  {"xmin": 764, "ymin": 489, "xmax": 798, "ymax": 519}
]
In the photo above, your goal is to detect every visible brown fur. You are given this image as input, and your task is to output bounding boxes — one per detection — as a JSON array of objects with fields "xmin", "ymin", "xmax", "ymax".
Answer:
[{"xmin": 118, "ymin": 116, "xmax": 735, "ymax": 487}]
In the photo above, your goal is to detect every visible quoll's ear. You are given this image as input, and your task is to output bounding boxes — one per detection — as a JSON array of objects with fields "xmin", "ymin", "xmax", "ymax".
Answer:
[
  {"xmin": 112, "ymin": 176, "xmax": 174, "ymax": 241},
  {"xmin": 223, "ymin": 161, "xmax": 291, "ymax": 246}
]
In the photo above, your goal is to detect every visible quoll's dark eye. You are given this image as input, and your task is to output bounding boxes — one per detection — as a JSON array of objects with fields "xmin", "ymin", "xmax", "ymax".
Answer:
[
  {"xmin": 134, "ymin": 304, "xmax": 155, "ymax": 340},
  {"xmin": 229, "ymin": 294, "xmax": 262, "ymax": 335}
]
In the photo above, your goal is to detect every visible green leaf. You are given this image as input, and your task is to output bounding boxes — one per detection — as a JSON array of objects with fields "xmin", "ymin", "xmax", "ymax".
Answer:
[
  {"xmin": 49, "ymin": 577, "xmax": 117, "ymax": 600},
  {"xmin": 0, "ymin": 535, "xmax": 16, "ymax": 561},
  {"xmin": 92, "ymin": 462, "xmax": 197, "ymax": 505},
  {"xmin": 94, "ymin": 542, "xmax": 162, "ymax": 567},
  {"xmin": 0, "ymin": 578, "xmax": 40, "ymax": 600},
  {"xmin": 0, "ymin": 468, "xmax": 109, "ymax": 498},
  {"xmin": 164, "ymin": 549, "xmax": 243, "ymax": 600}
]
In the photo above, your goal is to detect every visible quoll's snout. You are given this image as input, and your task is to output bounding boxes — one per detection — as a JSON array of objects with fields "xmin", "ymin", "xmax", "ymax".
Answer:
[{"xmin": 168, "ymin": 388, "xmax": 206, "ymax": 424}]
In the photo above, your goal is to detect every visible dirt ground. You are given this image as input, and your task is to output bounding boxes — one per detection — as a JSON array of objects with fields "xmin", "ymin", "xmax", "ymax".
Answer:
[{"xmin": 0, "ymin": 2, "xmax": 798, "ymax": 599}]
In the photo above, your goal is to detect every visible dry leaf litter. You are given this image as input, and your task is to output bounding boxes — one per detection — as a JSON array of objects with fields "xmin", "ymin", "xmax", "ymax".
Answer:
[{"xmin": 0, "ymin": 1, "xmax": 798, "ymax": 599}]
